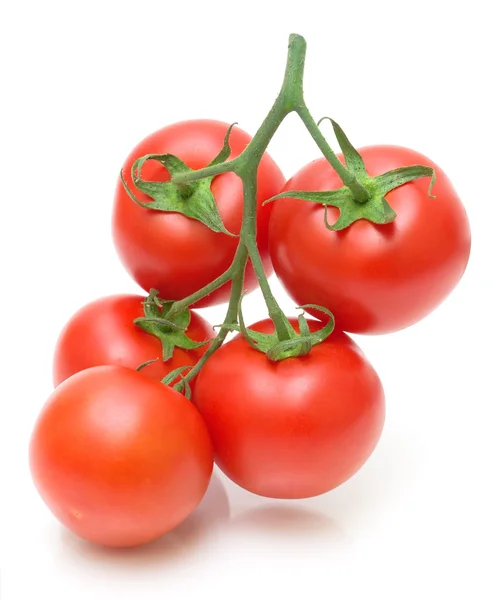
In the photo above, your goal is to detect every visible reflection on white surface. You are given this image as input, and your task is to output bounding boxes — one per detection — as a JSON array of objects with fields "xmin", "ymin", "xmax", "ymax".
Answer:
[{"xmin": 231, "ymin": 503, "xmax": 340, "ymax": 538}]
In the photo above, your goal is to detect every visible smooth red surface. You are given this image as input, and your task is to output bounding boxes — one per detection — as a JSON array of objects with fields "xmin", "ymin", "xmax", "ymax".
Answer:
[
  {"xmin": 53, "ymin": 294, "xmax": 213, "ymax": 387},
  {"xmin": 30, "ymin": 366, "xmax": 214, "ymax": 548},
  {"xmin": 113, "ymin": 120, "xmax": 285, "ymax": 306},
  {"xmin": 193, "ymin": 319, "xmax": 385, "ymax": 499},
  {"xmin": 269, "ymin": 146, "xmax": 471, "ymax": 334}
]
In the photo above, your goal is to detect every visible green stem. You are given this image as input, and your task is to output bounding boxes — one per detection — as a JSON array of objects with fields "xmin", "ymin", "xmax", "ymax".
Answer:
[
  {"xmin": 167, "ymin": 263, "xmax": 235, "ymax": 317},
  {"xmin": 171, "ymin": 34, "xmax": 368, "ymax": 207},
  {"xmin": 240, "ymin": 169, "xmax": 291, "ymax": 341},
  {"xmin": 178, "ymin": 183, "xmax": 194, "ymax": 199},
  {"xmin": 280, "ymin": 33, "xmax": 306, "ymax": 108},
  {"xmin": 172, "ymin": 159, "xmax": 237, "ymax": 186},
  {"xmin": 174, "ymin": 246, "xmax": 248, "ymax": 390},
  {"xmin": 171, "ymin": 34, "xmax": 313, "ymax": 349},
  {"xmin": 172, "ymin": 34, "xmax": 306, "ymax": 184},
  {"xmin": 296, "ymin": 105, "xmax": 369, "ymax": 202},
  {"xmin": 161, "ymin": 33, "xmax": 367, "ymax": 388},
  {"xmin": 236, "ymin": 33, "xmax": 306, "ymax": 167}
]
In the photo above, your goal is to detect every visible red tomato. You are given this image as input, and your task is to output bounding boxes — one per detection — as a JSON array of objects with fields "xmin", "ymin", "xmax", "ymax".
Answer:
[
  {"xmin": 113, "ymin": 120, "xmax": 285, "ymax": 306},
  {"xmin": 193, "ymin": 319, "xmax": 385, "ymax": 499},
  {"xmin": 269, "ymin": 146, "xmax": 471, "ymax": 334},
  {"xmin": 30, "ymin": 365, "xmax": 214, "ymax": 548},
  {"xmin": 53, "ymin": 294, "xmax": 212, "ymax": 387}
]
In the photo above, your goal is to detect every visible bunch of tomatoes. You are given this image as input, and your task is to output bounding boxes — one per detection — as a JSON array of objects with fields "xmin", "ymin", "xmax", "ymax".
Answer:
[{"xmin": 29, "ymin": 37, "xmax": 471, "ymax": 550}]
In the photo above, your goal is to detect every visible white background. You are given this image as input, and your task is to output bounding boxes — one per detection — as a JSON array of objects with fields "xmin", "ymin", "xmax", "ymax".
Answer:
[{"xmin": 1, "ymin": 1, "xmax": 498, "ymax": 598}]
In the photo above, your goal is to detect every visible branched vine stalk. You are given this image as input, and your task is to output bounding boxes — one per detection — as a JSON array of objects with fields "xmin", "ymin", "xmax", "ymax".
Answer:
[
  {"xmin": 122, "ymin": 33, "xmax": 435, "ymax": 392},
  {"xmin": 162, "ymin": 33, "xmax": 365, "ymax": 392}
]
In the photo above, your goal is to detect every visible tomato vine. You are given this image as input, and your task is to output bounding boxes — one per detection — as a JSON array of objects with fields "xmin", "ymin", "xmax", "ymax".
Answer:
[{"xmin": 122, "ymin": 33, "xmax": 435, "ymax": 393}]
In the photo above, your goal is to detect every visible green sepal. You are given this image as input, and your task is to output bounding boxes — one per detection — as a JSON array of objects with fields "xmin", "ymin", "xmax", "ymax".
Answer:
[
  {"xmin": 233, "ymin": 299, "xmax": 335, "ymax": 361},
  {"xmin": 372, "ymin": 165, "xmax": 436, "ymax": 198},
  {"xmin": 134, "ymin": 290, "xmax": 211, "ymax": 362},
  {"xmin": 120, "ymin": 124, "xmax": 237, "ymax": 236},
  {"xmin": 161, "ymin": 365, "xmax": 193, "ymax": 400},
  {"xmin": 136, "ymin": 358, "xmax": 159, "ymax": 372},
  {"xmin": 318, "ymin": 117, "xmax": 368, "ymax": 178},
  {"xmin": 208, "ymin": 122, "xmax": 237, "ymax": 167}
]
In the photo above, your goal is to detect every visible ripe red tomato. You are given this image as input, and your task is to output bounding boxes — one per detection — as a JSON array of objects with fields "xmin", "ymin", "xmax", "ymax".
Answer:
[
  {"xmin": 113, "ymin": 120, "xmax": 285, "ymax": 306},
  {"xmin": 30, "ymin": 366, "xmax": 214, "ymax": 548},
  {"xmin": 53, "ymin": 294, "xmax": 212, "ymax": 387},
  {"xmin": 193, "ymin": 318, "xmax": 385, "ymax": 499},
  {"xmin": 269, "ymin": 146, "xmax": 471, "ymax": 334}
]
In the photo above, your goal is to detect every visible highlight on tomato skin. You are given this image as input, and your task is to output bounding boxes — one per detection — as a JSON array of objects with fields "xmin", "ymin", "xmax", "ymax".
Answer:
[
  {"xmin": 52, "ymin": 294, "xmax": 213, "ymax": 387},
  {"xmin": 192, "ymin": 318, "xmax": 385, "ymax": 500},
  {"xmin": 29, "ymin": 365, "xmax": 214, "ymax": 548},
  {"xmin": 113, "ymin": 119, "xmax": 286, "ymax": 307},
  {"xmin": 268, "ymin": 146, "xmax": 471, "ymax": 335}
]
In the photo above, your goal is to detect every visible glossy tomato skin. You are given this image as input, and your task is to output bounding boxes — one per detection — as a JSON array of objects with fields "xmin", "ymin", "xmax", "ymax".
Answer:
[
  {"xmin": 113, "ymin": 120, "xmax": 285, "ymax": 306},
  {"xmin": 30, "ymin": 366, "xmax": 214, "ymax": 548},
  {"xmin": 52, "ymin": 294, "xmax": 212, "ymax": 387},
  {"xmin": 193, "ymin": 319, "xmax": 385, "ymax": 499},
  {"xmin": 269, "ymin": 146, "xmax": 471, "ymax": 334}
]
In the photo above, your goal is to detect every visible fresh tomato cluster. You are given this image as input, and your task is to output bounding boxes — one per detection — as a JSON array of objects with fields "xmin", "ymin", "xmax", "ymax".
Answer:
[{"xmin": 29, "ymin": 35, "xmax": 471, "ymax": 549}]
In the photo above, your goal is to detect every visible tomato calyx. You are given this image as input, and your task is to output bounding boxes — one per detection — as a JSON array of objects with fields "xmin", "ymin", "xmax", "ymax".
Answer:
[
  {"xmin": 266, "ymin": 118, "xmax": 436, "ymax": 231},
  {"xmin": 134, "ymin": 289, "xmax": 211, "ymax": 362},
  {"xmin": 120, "ymin": 124, "xmax": 238, "ymax": 236},
  {"xmin": 229, "ymin": 299, "xmax": 335, "ymax": 361}
]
